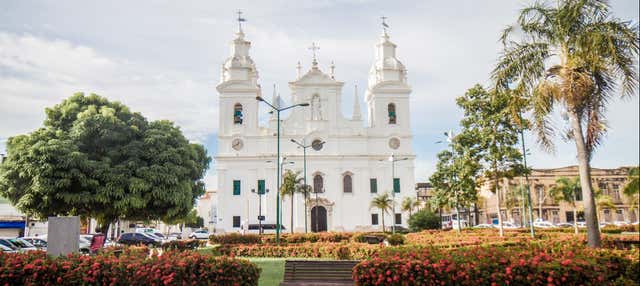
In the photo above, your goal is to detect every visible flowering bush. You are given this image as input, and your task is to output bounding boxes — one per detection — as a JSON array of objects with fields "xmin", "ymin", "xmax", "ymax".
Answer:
[
  {"xmin": 0, "ymin": 249, "xmax": 260, "ymax": 285},
  {"xmin": 218, "ymin": 242, "xmax": 382, "ymax": 260},
  {"xmin": 210, "ymin": 233, "xmax": 262, "ymax": 245},
  {"xmin": 353, "ymin": 244, "xmax": 639, "ymax": 285},
  {"xmin": 161, "ymin": 239, "xmax": 206, "ymax": 251},
  {"xmin": 211, "ymin": 232, "xmax": 354, "ymax": 245},
  {"xmin": 386, "ymin": 234, "xmax": 405, "ymax": 246}
]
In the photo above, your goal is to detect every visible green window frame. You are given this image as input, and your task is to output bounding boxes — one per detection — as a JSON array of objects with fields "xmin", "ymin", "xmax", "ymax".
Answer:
[
  {"xmin": 370, "ymin": 178, "xmax": 377, "ymax": 193},
  {"xmin": 233, "ymin": 180, "xmax": 241, "ymax": 195},
  {"xmin": 393, "ymin": 178, "xmax": 400, "ymax": 193},
  {"xmin": 258, "ymin": 179, "xmax": 265, "ymax": 194}
]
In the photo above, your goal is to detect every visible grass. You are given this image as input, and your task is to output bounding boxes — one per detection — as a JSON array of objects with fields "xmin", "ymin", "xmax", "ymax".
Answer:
[{"xmin": 247, "ymin": 257, "xmax": 285, "ymax": 286}]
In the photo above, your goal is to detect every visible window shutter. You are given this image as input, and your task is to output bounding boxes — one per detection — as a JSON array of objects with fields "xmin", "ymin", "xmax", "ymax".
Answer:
[
  {"xmin": 370, "ymin": 178, "xmax": 377, "ymax": 193},
  {"xmin": 393, "ymin": 178, "xmax": 400, "ymax": 193},
  {"xmin": 233, "ymin": 180, "xmax": 241, "ymax": 195},
  {"xmin": 258, "ymin": 180, "xmax": 265, "ymax": 194}
]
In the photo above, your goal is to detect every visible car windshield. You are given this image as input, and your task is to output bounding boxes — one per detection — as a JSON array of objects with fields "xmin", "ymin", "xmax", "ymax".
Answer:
[
  {"xmin": 0, "ymin": 240, "xmax": 17, "ymax": 249},
  {"xmin": 9, "ymin": 238, "xmax": 34, "ymax": 248}
]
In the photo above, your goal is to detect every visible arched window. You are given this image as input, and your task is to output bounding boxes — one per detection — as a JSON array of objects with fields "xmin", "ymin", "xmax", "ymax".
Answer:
[
  {"xmin": 313, "ymin": 174, "xmax": 324, "ymax": 193},
  {"xmin": 343, "ymin": 173, "xmax": 353, "ymax": 193},
  {"xmin": 388, "ymin": 103, "xmax": 396, "ymax": 124},
  {"xmin": 233, "ymin": 103, "xmax": 243, "ymax": 124}
]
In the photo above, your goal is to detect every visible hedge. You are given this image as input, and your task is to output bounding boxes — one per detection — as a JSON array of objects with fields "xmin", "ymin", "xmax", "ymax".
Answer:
[
  {"xmin": 0, "ymin": 249, "xmax": 260, "ymax": 285},
  {"xmin": 210, "ymin": 232, "xmax": 354, "ymax": 245},
  {"xmin": 353, "ymin": 245, "xmax": 639, "ymax": 285},
  {"xmin": 217, "ymin": 242, "xmax": 382, "ymax": 260},
  {"xmin": 161, "ymin": 239, "xmax": 206, "ymax": 251}
]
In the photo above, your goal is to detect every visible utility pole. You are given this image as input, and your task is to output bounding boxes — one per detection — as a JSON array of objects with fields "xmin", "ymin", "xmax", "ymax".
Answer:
[{"xmin": 256, "ymin": 90, "xmax": 309, "ymax": 244}]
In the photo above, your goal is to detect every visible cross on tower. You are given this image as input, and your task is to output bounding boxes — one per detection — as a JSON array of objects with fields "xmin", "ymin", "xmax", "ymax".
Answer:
[
  {"xmin": 237, "ymin": 10, "xmax": 246, "ymax": 32},
  {"xmin": 309, "ymin": 42, "xmax": 320, "ymax": 65},
  {"xmin": 381, "ymin": 16, "xmax": 389, "ymax": 32}
]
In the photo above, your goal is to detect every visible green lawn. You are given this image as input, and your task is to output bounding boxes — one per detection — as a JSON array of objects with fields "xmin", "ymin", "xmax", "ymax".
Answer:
[{"xmin": 247, "ymin": 257, "xmax": 285, "ymax": 286}]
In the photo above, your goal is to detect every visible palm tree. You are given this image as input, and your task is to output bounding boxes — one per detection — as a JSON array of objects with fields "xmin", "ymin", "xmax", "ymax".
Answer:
[
  {"xmin": 401, "ymin": 197, "xmax": 420, "ymax": 218},
  {"xmin": 623, "ymin": 167, "xmax": 639, "ymax": 221},
  {"xmin": 370, "ymin": 193, "xmax": 394, "ymax": 233},
  {"xmin": 549, "ymin": 177, "xmax": 581, "ymax": 234},
  {"xmin": 493, "ymin": 0, "xmax": 639, "ymax": 247},
  {"xmin": 281, "ymin": 170, "xmax": 304, "ymax": 233}
]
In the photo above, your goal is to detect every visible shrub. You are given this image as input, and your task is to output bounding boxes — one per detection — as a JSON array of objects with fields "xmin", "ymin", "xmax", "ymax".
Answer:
[
  {"xmin": 408, "ymin": 209, "xmax": 441, "ymax": 231},
  {"xmin": 210, "ymin": 233, "xmax": 261, "ymax": 244},
  {"xmin": 352, "ymin": 233, "xmax": 387, "ymax": 244},
  {"xmin": 353, "ymin": 245, "xmax": 638, "ymax": 285},
  {"xmin": 0, "ymin": 249, "xmax": 260, "ymax": 285},
  {"xmin": 162, "ymin": 239, "xmax": 205, "ymax": 251},
  {"xmin": 386, "ymin": 234, "xmax": 405, "ymax": 246},
  {"xmin": 218, "ymin": 242, "xmax": 383, "ymax": 260}
]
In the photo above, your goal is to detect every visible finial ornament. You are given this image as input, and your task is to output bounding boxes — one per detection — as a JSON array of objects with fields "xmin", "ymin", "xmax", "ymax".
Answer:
[
  {"xmin": 309, "ymin": 42, "xmax": 320, "ymax": 66},
  {"xmin": 381, "ymin": 16, "xmax": 389, "ymax": 33},
  {"xmin": 236, "ymin": 10, "xmax": 247, "ymax": 32}
]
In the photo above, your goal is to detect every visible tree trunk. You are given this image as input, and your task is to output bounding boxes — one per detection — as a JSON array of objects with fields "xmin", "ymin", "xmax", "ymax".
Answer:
[
  {"xmin": 473, "ymin": 203, "xmax": 480, "ymax": 226},
  {"xmin": 381, "ymin": 211, "xmax": 385, "ymax": 233},
  {"xmin": 568, "ymin": 110, "xmax": 601, "ymax": 248},
  {"xmin": 496, "ymin": 174, "xmax": 504, "ymax": 237},
  {"xmin": 98, "ymin": 222, "xmax": 111, "ymax": 237},
  {"xmin": 573, "ymin": 205, "xmax": 579, "ymax": 235},
  {"xmin": 290, "ymin": 194, "xmax": 294, "ymax": 234}
]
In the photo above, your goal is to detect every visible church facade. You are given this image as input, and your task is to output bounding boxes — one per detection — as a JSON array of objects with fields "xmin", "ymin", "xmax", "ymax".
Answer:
[{"xmin": 215, "ymin": 23, "xmax": 416, "ymax": 233}]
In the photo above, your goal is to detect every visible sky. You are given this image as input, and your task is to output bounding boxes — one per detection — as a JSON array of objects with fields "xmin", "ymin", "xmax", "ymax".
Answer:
[{"xmin": 0, "ymin": 0, "xmax": 638, "ymax": 189}]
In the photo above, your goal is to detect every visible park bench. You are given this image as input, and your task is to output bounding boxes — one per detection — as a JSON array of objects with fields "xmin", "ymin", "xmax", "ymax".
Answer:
[{"xmin": 280, "ymin": 260, "xmax": 359, "ymax": 286}]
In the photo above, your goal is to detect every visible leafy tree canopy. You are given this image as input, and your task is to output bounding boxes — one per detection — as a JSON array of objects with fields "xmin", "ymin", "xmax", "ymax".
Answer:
[
  {"xmin": 0, "ymin": 93, "xmax": 210, "ymax": 232},
  {"xmin": 408, "ymin": 209, "xmax": 441, "ymax": 231}
]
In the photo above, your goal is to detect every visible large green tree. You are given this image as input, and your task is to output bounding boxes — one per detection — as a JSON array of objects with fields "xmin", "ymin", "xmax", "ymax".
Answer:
[
  {"xmin": 0, "ymin": 93, "xmax": 210, "ymax": 234},
  {"xmin": 429, "ymin": 138, "xmax": 481, "ymax": 232},
  {"xmin": 493, "ymin": 0, "xmax": 638, "ymax": 247},
  {"xmin": 456, "ymin": 85, "xmax": 524, "ymax": 237}
]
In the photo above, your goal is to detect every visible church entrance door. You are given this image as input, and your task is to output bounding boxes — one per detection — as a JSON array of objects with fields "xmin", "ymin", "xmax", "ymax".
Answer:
[{"xmin": 311, "ymin": 206, "xmax": 327, "ymax": 232}]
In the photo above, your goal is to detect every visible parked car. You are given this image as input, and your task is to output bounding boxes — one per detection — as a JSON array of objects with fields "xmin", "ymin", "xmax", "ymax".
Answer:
[
  {"xmin": 533, "ymin": 220, "xmax": 555, "ymax": 228},
  {"xmin": 501, "ymin": 222, "xmax": 520, "ymax": 229},
  {"xmin": 189, "ymin": 229, "xmax": 210, "ymax": 239},
  {"xmin": 0, "ymin": 238, "xmax": 38, "ymax": 252},
  {"xmin": 167, "ymin": 233, "xmax": 182, "ymax": 241},
  {"xmin": 473, "ymin": 223, "xmax": 495, "ymax": 229},
  {"xmin": 0, "ymin": 243, "xmax": 16, "ymax": 253},
  {"xmin": 576, "ymin": 221, "xmax": 587, "ymax": 228},
  {"xmin": 118, "ymin": 232, "xmax": 162, "ymax": 247},
  {"xmin": 21, "ymin": 237, "xmax": 47, "ymax": 249},
  {"xmin": 555, "ymin": 222, "xmax": 574, "ymax": 228},
  {"xmin": 613, "ymin": 221, "xmax": 630, "ymax": 227}
]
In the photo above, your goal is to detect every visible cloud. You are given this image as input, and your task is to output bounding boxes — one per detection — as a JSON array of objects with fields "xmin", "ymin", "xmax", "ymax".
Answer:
[{"xmin": 0, "ymin": 32, "xmax": 217, "ymax": 145}]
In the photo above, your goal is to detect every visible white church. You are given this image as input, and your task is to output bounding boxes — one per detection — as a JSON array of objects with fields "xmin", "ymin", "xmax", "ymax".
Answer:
[{"xmin": 215, "ymin": 19, "xmax": 416, "ymax": 233}]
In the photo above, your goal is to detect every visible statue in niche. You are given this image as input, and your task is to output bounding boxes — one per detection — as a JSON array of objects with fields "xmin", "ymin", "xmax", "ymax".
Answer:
[{"xmin": 311, "ymin": 94, "xmax": 322, "ymax": 120}]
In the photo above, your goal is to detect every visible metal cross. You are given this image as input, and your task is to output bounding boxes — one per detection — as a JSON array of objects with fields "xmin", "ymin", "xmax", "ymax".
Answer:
[
  {"xmin": 381, "ymin": 16, "xmax": 389, "ymax": 32},
  {"xmin": 237, "ymin": 10, "xmax": 245, "ymax": 31},
  {"xmin": 309, "ymin": 42, "xmax": 320, "ymax": 61}
]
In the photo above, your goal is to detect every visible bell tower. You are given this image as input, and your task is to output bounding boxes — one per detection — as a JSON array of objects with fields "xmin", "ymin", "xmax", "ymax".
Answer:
[
  {"xmin": 216, "ymin": 12, "xmax": 261, "ymax": 139},
  {"xmin": 365, "ymin": 20, "xmax": 411, "ymax": 134}
]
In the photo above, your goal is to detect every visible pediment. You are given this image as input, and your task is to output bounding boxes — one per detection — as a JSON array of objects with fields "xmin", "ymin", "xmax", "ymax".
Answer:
[{"xmin": 290, "ymin": 68, "xmax": 343, "ymax": 86}]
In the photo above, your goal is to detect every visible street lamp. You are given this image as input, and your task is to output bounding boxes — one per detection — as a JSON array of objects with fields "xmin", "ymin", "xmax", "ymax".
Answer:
[
  {"xmin": 291, "ymin": 138, "xmax": 324, "ymax": 233},
  {"xmin": 251, "ymin": 188, "xmax": 270, "ymax": 234},
  {"xmin": 379, "ymin": 154, "xmax": 408, "ymax": 234},
  {"xmin": 256, "ymin": 92, "xmax": 309, "ymax": 244},
  {"xmin": 436, "ymin": 130, "xmax": 462, "ymax": 233}
]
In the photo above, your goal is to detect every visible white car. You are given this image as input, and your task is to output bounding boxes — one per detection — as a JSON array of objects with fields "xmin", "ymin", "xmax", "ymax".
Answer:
[
  {"xmin": 188, "ymin": 229, "xmax": 210, "ymax": 239},
  {"xmin": 613, "ymin": 221, "xmax": 630, "ymax": 227},
  {"xmin": 533, "ymin": 220, "xmax": 555, "ymax": 228},
  {"xmin": 502, "ymin": 222, "xmax": 520, "ymax": 229},
  {"xmin": 473, "ymin": 223, "xmax": 495, "ymax": 229}
]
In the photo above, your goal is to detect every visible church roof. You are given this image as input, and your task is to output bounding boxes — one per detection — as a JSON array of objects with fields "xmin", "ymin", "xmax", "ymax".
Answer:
[{"xmin": 290, "ymin": 65, "xmax": 343, "ymax": 86}]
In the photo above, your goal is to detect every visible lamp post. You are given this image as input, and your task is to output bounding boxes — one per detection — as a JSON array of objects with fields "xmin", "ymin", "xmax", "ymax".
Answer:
[
  {"xmin": 436, "ymin": 131, "xmax": 461, "ymax": 232},
  {"xmin": 291, "ymin": 139, "xmax": 324, "ymax": 233},
  {"xmin": 266, "ymin": 158, "xmax": 295, "ymax": 234},
  {"xmin": 257, "ymin": 94, "xmax": 308, "ymax": 244},
  {"xmin": 379, "ymin": 154, "xmax": 408, "ymax": 234},
  {"xmin": 251, "ymin": 188, "xmax": 270, "ymax": 234}
]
